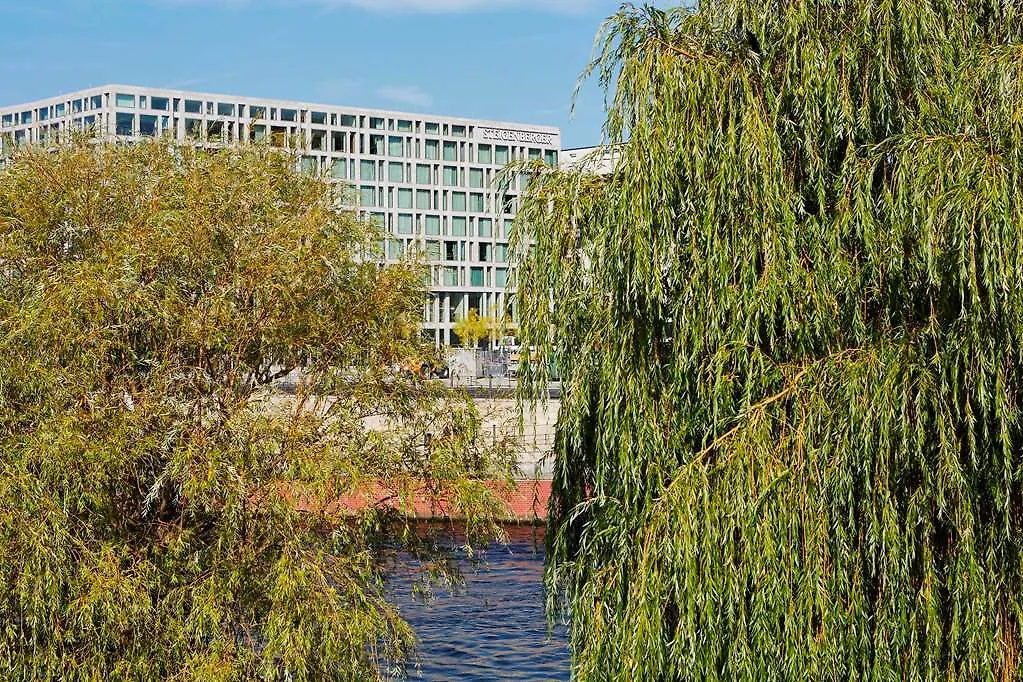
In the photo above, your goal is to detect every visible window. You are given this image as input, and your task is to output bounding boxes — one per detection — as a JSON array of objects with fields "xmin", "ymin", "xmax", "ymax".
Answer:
[
  {"xmin": 397, "ymin": 213, "xmax": 413, "ymax": 234},
  {"xmin": 520, "ymin": 173, "xmax": 532, "ymax": 191},
  {"xmin": 340, "ymin": 114, "xmax": 356, "ymax": 127},
  {"xmin": 302, "ymin": 157, "xmax": 318, "ymax": 175},
  {"xmin": 139, "ymin": 114, "xmax": 157, "ymax": 137},
  {"xmin": 185, "ymin": 118, "xmax": 202, "ymax": 137},
  {"xmin": 424, "ymin": 139, "xmax": 439, "ymax": 160},
  {"xmin": 495, "ymin": 244, "xmax": 509, "ymax": 262},
  {"xmin": 20, "ymin": 111, "xmax": 32, "ymax": 124},
  {"xmin": 360, "ymin": 160, "xmax": 376, "ymax": 181},
  {"xmin": 495, "ymin": 268, "xmax": 508, "ymax": 287},
  {"xmin": 469, "ymin": 168, "xmax": 484, "ymax": 188},
  {"xmin": 470, "ymin": 267, "xmax": 485, "ymax": 287},
  {"xmin": 151, "ymin": 97, "xmax": 170, "ymax": 111},
  {"xmin": 397, "ymin": 119, "xmax": 412, "ymax": 132},
  {"xmin": 424, "ymin": 122, "xmax": 440, "ymax": 134},
  {"xmin": 54, "ymin": 103, "xmax": 65, "ymax": 117},
  {"xmin": 1, "ymin": 114, "xmax": 11, "ymax": 127},
  {"xmin": 217, "ymin": 102, "xmax": 235, "ymax": 116},
  {"xmin": 281, "ymin": 108, "xmax": 297, "ymax": 122},
  {"xmin": 503, "ymin": 220, "xmax": 514, "ymax": 238},
  {"xmin": 442, "ymin": 141, "xmax": 457, "ymax": 161},
  {"xmin": 398, "ymin": 188, "xmax": 413, "ymax": 208},
  {"xmin": 478, "ymin": 218, "xmax": 493, "ymax": 237},
  {"xmin": 369, "ymin": 135, "xmax": 384, "ymax": 155},
  {"xmin": 479, "ymin": 243, "xmax": 491, "ymax": 262},
  {"xmin": 470, "ymin": 193, "xmax": 484, "ymax": 213},
  {"xmin": 331, "ymin": 158, "xmax": 347, "ymax": 179},
  {"xmin": 443, "ymin": 166, "xmax": 458, "ymax": 186},
  {"xmin": 545, "ymin": 150, "xmax": 558, "ymax": 165},
  {"xmin": 116, "ymin": 93, "xmax": 136, "ymax": 108},
  {"xmin": 388, "ymin": 241, "xmax": 404, "ymax": 259},
  {"xmin": 416, "ymin": 164, "xmax": 431, "ymax": 184},
  {"xmin": 185, "ymin": 99, "xmax": 202, "ymax": 114},
  {"xmin": 115, "ymin": 112, "xmax": 134, "ymax": 135},
  {"xmin": 360, "ymin": 186, "xmax": 377, "ymax": 207},
  {"xmin": 416, "ymin": 189, "xmax": 432, "ymax": 210},
  {"xmin": 249, "ymin": 106, "xmax": 266, "ymax": 119},
  {"xmin": 71, "ymin": 99, "xmax": 83, "ymax": 114},
  {"xmin": 311, "ymin": 111, "xmax": 327, "ymax": 124},
  {"xmin": 495, "ymin": 145, "xmax": 509, "ymax": 164},
  {"xmin": 425, "ymin": 215, "xmax": 441, "ymax": 235},
  {"xmin": 388, "ymin": 162, "xmax": 404, "ymax": 182},
  {"xmin": 443, "ymin": 267, "xmax": 458, "ymax": 286},
  {"xmin": 451, "ymin": 192, "xmax": 466, "ymax": 211},
  {"xmin": 451, "ymin": 216, "xmax": 467, "ymax": 236},
  {"xmin": 388, "ymin": 136, "xmax": 404, "ymax": 157},
  {"xmin": 90, "ymin": 95, "xmax": 103, "ymax": 110},
  {"xmin": 370, "ymin": 117, "xmax": 385, "ymax": 129},
  {"xmin": 529, "ymin": 148, "xmax": 542, "ymax": 161},
  {"xmin": 425, "ymin": 241, "xmax": 441, "ymax": 260},
  {"xmin": 478, "ymin": 144, "xmax": 492, "ymax": 164},
  {"xmin": 451, "ymin": 124, "xmax": 466, "ymax": 137}
]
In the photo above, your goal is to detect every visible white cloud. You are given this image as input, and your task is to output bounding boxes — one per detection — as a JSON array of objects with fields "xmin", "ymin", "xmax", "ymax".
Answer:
[
  {"xmin": 156, "ymin": 0, "xmax": 603, "ymax": 13},
  {"xmin": 376, "ymin": 84, "xmax": 433, "ymax": 108}
]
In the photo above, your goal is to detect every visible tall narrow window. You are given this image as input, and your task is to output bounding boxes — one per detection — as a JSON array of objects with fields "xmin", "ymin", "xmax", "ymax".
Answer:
[
  {"xmin": 424, "ymin": 139, "xmax": 440, "ymax": 160},
  {"xmin": 478, "ymin": 144, "xmax": 492, "ymax": 164},
  {"xmin": 360, "ymin": 160, "xmax": 376, "ymax": 181},
  {"xmin": 443, "ymin": 166, "xmax": 458, "ymax": 186},
  {"xmin": 388, "ymin": 136, "xmax": 404, "ymax": 157},
  {"xmin": 416, "ymin": 164, "xmax": 431, "ymax": 184},
  {"xmin": 443, "ymin": 141, "xmax": 457, "ymax": 161},
  {"xmin": 388, "ymin": 162, "xmax": 404, "ymax": 182}
]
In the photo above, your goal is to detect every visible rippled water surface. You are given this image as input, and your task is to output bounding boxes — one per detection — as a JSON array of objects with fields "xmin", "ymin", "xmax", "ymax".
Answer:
[{"xmin": 388, "ymin": 529, "xmax": 570, "ymax": 681}]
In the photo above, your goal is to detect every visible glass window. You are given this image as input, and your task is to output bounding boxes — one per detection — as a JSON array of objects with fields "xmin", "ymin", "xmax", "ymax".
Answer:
[
  {"xmin": 451, "ymin": 124, "xmax": 466, "ymax": 137},
  {"xmin": 424, "ymin": 122, "xmax": 440, "ymax": 134},
  {"xmin": 397, "ymin": 213, "xmax": 413, "ymax": 234},
  {"xmin": 478, "ymin": 218, "xmax": 493, "ymax": 237},
  {"xmin": 90, "ymin": 95, "xmax": 103, "ymax": 110},
  {"xmin": 1, "ymin": 114, "xmax": 11, "ymax": 127},
  {"xmin": 116, "ymin": 93, "xmax": 136, "ymax": 108},
  {"xmin": 416, "ymin": 189, "xmax": 432, "ymax": 210},
  {"xmin": 217, "ymin": 102, "xmax": 235, "ymax": 116},
  {"xmin": 452, "ymin": 216, "xmax": 467, "ymax": 236},
  {"xmin": 443, "ymin": 267, "xmax": 458, "ymax": 287},
  {"xmin": 302, "ymin": 157, "xmax": 318, "ymax": 175},
  {"xmin": 20, "ymin": 111, "xmax": 32, "ymax": 124},
  {"xmin": 331, "ymin": 158, "xmax": 347, "ymax": 179},
  {"xmin": 398, "ymin": 188, "xmax": 413, "ymax": 208},
  {"xmin": 38, "ymin": 108, "xmax": 49, "ymax": 121},
  {"xmin": 115, "ymin": 112, "xmax": 134, "ymax": 135},
  {"xmin": 424, "ymin": 139, "xmax": 439, "ymax": 160},
  {"xmin": 151, "ymin": 97, "xmax": 169, "ymax": 111},
  {"xmin": 388, "ymin": 162, "xmax": 404, "ymax": 182},
  {"xmin": 495, "ymin": 268, "xmax": 508, "ymax": 288},
  {"xmin": 311, "ymin": 111, "xmax": 327, "ymax": 124},
  {"xmin": 360, "ymin": 186, "xmax": 376, "ymax": 207},
  {"xmin": 470, "ymin": 267, "xmax": 485, "ymax": 287},
  {"xmin": 388, "ymin": 241, "xmax": 404, "ymax": 259},
  {"xmin": 184, "ymin": 99, "xmax": 202, "ymax": 114},
  {"xmin": 520, "ymin": 173, "xmax": 532, "ymax": 191},
  {"xmin": 503, "ymin": 220, "xmax": 514, "ymax": 238},
  {"xmin": 139, "ymin": 114, "xmax": 157, "ymax": 137},
  {"xmin": 495, "ymin": 244, "xmax": 509, "ymax": 262},
  {"xmin": 250, "ymin": 105, "xmax": 266, "ymax": 119},
  {"xmin": 340, "ymin": 114, "xmax": 356, "ymax": 127},
  {"xmin": 370, "ymin": 117, "xmax": 385, "ymax": 129},
  {"xmin": 495, "ymin": 145, "xmax": 509, "ymax": 164},
  {"xmin": 360, "ymin": 160, "xmax": 376, "ymax": 181},
  {"xmin": 388, "ymin": 136, "xmax": 404, "ymax": 157},
  {"xmin": 281, "ymin": 108, "xmax": 297, "ymax": 122},
  {"xmin": 54, "ymin": 103, "xmax": 65, "ymax": 117},
  {"xmin": 529, "ymin": 148, "xmax": 542, "ymax": 161},
  {"xmin": 442, "ymin": 141, "xmax": 457, "ymax": 161},
  {"xmin": 185, "ymin": 118, "xmax": 202, "ymax": 137},
  {"xmin": 369, "ymin": 134, "xmax": 384, "ymax": 155},
  {"xmin": 71, "ymin": 99, "xmax": 82, "ymax": 114},
  {"xmin": 545, "ymin": 150, "xmax": 558, "ymax": 165},
  {"xmin": 425, "ymin": 215, "xmax": 441, "ymax": 235},
  {"xmin": 397, "ymin": 119, "xmax": 412, "ymax": 132},
  {"xmin": 451, "ymin": 192, "xmax": 466, "ymax": 211},
  {"xmin": 478, "ymin": 144, "xmax": 492, "ymax": 164},
  {"xmin": 425, "ymin": 241, "xmax": 442, "ymax": 260},
  {"xmin": 416, "ymin": 164, "xmax": 431, "ymax": 184},
  {"xmin": 443, "ymin": 166, "xmax": 458, "ymax": 186},
  {"xmin": 470, "ymin": 193, "xmax": 484, "ymax": 213},
  {"xmin": 469, "ymin": 168, "xmax": 484, "ymax": 188}
]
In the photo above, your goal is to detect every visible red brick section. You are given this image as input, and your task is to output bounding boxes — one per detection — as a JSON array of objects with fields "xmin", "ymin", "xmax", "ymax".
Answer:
[{"xmin": 333, "ymin": 479, "xmax": 552, "ymax": 523}]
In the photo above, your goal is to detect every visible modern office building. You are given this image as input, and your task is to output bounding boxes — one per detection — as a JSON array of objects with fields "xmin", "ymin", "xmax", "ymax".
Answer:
[{"xmin": 0, "ymin": 85, "xmax": 561, "ymax": 345}]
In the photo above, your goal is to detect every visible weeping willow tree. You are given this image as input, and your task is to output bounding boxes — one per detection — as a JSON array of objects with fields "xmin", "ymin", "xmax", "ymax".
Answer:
[
  {"xmin": 513, "ymin": 2, "xmax": 1023, "ymax": 678},
  {"xmin": 0, "ymin": 139, "xmax": 515, "ymax": 680}
]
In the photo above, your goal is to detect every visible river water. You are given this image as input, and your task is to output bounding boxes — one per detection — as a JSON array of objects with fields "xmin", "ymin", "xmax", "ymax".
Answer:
[{"xmin": 388, "ymin": 527, "xmax": 570, "ymax": 681}]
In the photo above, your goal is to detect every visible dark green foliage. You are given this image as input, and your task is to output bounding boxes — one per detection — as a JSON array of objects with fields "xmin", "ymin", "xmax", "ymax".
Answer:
[
  {"xmin": 514, "ymin": 2, "xmax": 1023, "ymax": 679},
  {"xmin": 0, "ymin": 140, "xmax": 514, "ymax": 680}
]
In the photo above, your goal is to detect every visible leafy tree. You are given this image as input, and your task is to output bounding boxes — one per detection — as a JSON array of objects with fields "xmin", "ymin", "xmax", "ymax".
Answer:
[
  {"xmin": 515, "ymin": 2, "xmax": 1023, "ymax": 679},
  {"xmin": 453, "ymin": 308, "xmax": 488, "ymax": 348},
  {"xmin": 0, "ymin": 139, "xmax": 515, "ymax": 680}
]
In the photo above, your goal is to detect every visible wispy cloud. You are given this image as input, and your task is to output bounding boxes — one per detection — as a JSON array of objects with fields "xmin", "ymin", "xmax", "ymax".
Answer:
[
  {"xmin": 376, "ymin": 84, "xmax": 433, "ymax": 108},
  {"xmin": 154, "ymin": 0, "xmax": 603, "ymax": 13}
]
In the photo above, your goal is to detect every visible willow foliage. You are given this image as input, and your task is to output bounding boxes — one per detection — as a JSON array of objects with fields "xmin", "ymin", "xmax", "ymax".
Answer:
[
  {"xmin": 514, "ymin": 2, "xmax": 1023, "ymax": 679},
  {"xmin": 0, "ymin": 140, "xmax": 514, "ymax": 680}
]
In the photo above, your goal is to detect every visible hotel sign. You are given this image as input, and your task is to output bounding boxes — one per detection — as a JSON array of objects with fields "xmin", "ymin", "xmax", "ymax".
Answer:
[{"xmin": 477, "ymin": 126, "xmax": 556, "ymax": 146}]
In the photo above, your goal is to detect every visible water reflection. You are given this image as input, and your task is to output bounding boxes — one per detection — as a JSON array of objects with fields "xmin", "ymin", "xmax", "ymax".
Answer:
[{"xmin": 387, "ymin": 527, "xmax": 570, "ymax": 681}]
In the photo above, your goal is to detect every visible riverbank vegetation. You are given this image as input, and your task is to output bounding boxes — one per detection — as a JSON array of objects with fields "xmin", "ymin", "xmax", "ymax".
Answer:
[
  {"xmin": 515, "ymin": 2, "xmax": 1023, "ymax": 679},
  {"xmin": 0, "ymin": 140, "xmax": 515, "ymax": 680}
]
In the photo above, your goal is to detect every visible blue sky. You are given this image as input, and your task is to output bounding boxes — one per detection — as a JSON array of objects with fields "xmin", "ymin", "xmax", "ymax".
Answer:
[{"xmin": 0, "ymin": 0, "xmax": 629, "ymax": 148}]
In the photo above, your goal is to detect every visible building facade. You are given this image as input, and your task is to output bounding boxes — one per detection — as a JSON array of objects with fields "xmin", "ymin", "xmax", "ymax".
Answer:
[{"xmin": 0, "ymin": 85, "xmax": 561, "ymax": 346}]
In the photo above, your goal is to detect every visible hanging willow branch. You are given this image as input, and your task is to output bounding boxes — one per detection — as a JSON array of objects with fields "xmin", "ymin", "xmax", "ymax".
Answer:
[{"xmin": 514, "ymin": 1, "xmax": 1023, "ymax": 679}]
